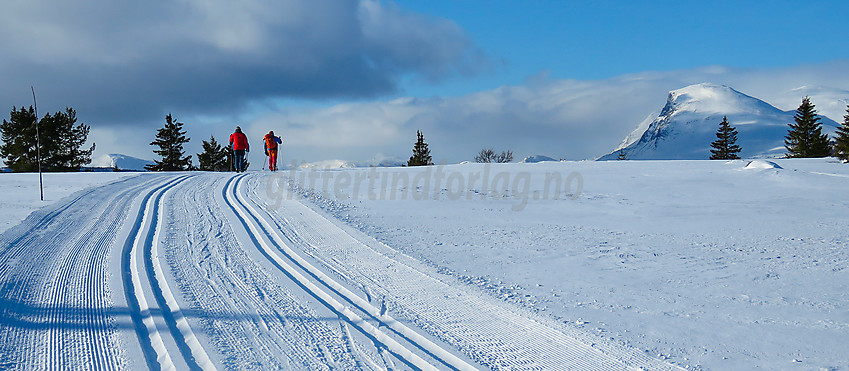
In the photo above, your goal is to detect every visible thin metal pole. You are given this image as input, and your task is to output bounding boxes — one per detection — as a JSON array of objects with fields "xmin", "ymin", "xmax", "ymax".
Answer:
[{"xmin": 31, "ymin": 86, "xmax": 43, "ymax": 201}]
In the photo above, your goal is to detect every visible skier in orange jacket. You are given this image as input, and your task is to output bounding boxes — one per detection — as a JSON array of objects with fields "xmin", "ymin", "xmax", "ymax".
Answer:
[{"xmin": 263, "ymin": 131, "xmax": 282, "ymax": 171}]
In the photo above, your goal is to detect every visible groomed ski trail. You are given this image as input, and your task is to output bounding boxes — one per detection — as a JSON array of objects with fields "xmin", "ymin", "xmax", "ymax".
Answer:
[
  {"xmin": 0, "ymin": 174, "xmax": 169, "ymax": 369},
  {"xmin": 121, "ymin": 174, "xmax": 215, "ymax": 370},
  {"xmin": 246, "ymin": 172, "xmax": 685, "ymax": 371},
  {"xmin": 0, "ymin": 171, "xmax": 686, "ymax": 370},
  {"xmin": 166, "ymin": 173, "xmax": 364, "ymax": 369},
  {"xmin": 225, "ymin": 174, "xmax": 479, "ymax": 370}
]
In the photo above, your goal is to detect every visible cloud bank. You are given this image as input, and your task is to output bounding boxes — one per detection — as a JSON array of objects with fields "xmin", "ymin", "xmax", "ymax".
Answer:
[
  {"xmin": 242, "ymin": 61, "xmax": 849, "ymax": 165},
  {"xmin": 78, "ymin": 60, "xmax": 849, "ymax": 167},
  {"xmin": 2, "ymin": 1, "xmax": 848, "ymax": 167},
  {"xmin": 0, "ymin": 0, "xmax": 484, "ymax": 124}
]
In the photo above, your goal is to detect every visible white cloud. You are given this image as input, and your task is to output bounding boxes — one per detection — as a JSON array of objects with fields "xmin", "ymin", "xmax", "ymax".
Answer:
[
  {"xmin": 76, "ymin": 60, "xmax": 849, "ymax": 168},
  {"xmin": 5, "ymin": 0, "xmax": 848, "ymax": 168},
  {"xmin": 220, "ymin": 61, "xmax": 849, "ymax": 164}
]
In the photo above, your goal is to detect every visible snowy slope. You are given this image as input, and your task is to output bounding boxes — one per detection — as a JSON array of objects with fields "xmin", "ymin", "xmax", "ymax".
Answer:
[
  {"xmin": 92, "ymin": 153, "xmax": 153, "ymax": 171},
  {"xmin": 0, "ymin": 170, "xmax": 686, "ymax": 370},
  {"xmin": 521, "ymin": 155, "xmax": 558, "ymax": 163},
  {"xmin": 600, "ymin": 83, "xmax": 841, "ymax": 160},
  {"xmin": 2, "ymin": 161, "xmax": 847, "ymax": 370},
  {"xmin": 0, "ymin": 172, "xmax": 136, "ymax": 234},
  {"xmin": 614, "ymin": 110, "xmax": 661, "ymax": 151},
  {"xmin": 296, "ymin": 158, "xmax": 406, "ymax": 169},
  {"xmin": 292, "ymin": 159, "xmax": 849, "ymax": 370}
]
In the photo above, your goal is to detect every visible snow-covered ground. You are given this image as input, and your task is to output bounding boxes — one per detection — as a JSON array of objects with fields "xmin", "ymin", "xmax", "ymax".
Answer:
[
  {"xmin": 91, "ymin": 154, "xmax": 154, "ymax": 171},
  {"xmin": 0, "ymin": 172, "xmax": 137, "ymax": 234},
  {"xmin": 283, "ymin": 158, "xmax": 849, "ymax": 370},
  {"xmin": 0, "ymin": 159, "xmax": 846, "ymax": 370},
  {"xmin": 0, "ymin": 169, "xmax": 680, "ymax": 370}
]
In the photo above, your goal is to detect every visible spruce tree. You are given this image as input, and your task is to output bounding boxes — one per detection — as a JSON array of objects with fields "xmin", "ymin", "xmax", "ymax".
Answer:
[
  {"xmin": 220, "ymin": 140, "xmax": 234, "ymax": 171},
  {"xmin": 834, "ymin": 104, "xmax": 849, "ymax": 162},
  {"xmin": 785, "ymin": 97, "xmax": 831, "ymax": 158},
  {"xmin": 407, "ymin": 130, "xmax": 433, "ymax": 166},
  {"xmin": 145, "ymin": 114, "xmax": 192, "ymax": 171},
  {"xmin": 197, "ymin": 135, "xmax": 229, "ymax": 171},
  {"xmin": 710, "ymin": 116, "xmax": 742, "ymax": 160},
  {"xmin": 40, "ymin": 108, "xmax": 95, "ymax": 171},
  {"xmin": 1, "ymin": 106, "xmax": 94, "ymax": 172},
  {"xmin": 1, "ymin": 106, "xmax": 39, "ymax": 172}
]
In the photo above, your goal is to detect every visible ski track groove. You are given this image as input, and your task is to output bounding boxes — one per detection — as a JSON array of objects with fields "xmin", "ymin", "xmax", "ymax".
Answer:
[
  {"xmin": 0, "ymin": 175, "xmax": 162, "ymax": 370},
  {"xmin": 247, "ymin": 173, "xmax": 685, "ymax": 371},
  {"xmin": 144, "ymin": 178, "xmax": 215, "ymax": 370},
  {"xmin": 228, "ymin": 174, "xmax": 480, "ymax": 371},
  {"xmin": 167, "ymin": 173, "xmax": 361, "ymax": 369},
  {"xmin": 145, "ymin": 174, "xmax": 215, "ymax": 370},
  {"xmin": 35, "ymin": 177, "xmax": 153, "ymax": 370},
  {"xmin": 122, "ymin": 174, "xmax": 226, "ymax": 371},
  {"xmin": 174, "ymin": 175, "xmax": 296, "ymax": 369},
  {"xmin": 123, "ymin": 176, "xmax": 184, "ymax": 371}
]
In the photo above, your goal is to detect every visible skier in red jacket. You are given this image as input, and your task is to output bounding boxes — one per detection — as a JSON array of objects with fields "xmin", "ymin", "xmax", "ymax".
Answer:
[{"xmin": 229, "ymin": 126, "xmax": 249, "ymax": 172}]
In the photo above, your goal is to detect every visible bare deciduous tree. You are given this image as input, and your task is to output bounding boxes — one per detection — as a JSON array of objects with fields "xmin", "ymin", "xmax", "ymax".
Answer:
[{"xmin": 475, "ymin": 148, "xmax": 513, "ymax": 163}]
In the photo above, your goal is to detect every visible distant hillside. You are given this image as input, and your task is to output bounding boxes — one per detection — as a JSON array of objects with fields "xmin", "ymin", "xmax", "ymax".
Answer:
[
  {"xmin": 297, "ymin": 158, "xmax": 406, "ymax": 169},
  {"xmin": 521, "ymin": 155, "xmax": 558, "ymax": 163},
  {"xmin": 91, "ymin": 153, "xmax": 153, "ymax": 171}
]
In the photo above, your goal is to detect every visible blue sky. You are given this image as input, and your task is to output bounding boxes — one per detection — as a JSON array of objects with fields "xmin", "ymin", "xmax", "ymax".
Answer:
[
  {"xmin": 393, "ymin": 0, "xmax": 849, "ymax": 97},
  {"xmin": 2, "ymin": 0, "xmax": 848, "ymax": 165}
]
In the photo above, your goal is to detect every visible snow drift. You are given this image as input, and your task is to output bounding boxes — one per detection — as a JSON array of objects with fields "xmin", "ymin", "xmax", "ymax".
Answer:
[
  {"xmin": 92, "ymin": 153, "xmax": 153, "ymax": 171},
  {"xmin": 744, "ymin": 159, "xmax": 783, "ymax": 170},
  {"xmin": 521, "ymin": 155, "xmax": 558, "ymax": 163}
]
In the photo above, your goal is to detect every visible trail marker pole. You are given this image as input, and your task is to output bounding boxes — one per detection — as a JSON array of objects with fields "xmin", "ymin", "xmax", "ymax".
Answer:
[{"xmin": 31, "ymin": 86, "xmax": 43, "ymax": 201}]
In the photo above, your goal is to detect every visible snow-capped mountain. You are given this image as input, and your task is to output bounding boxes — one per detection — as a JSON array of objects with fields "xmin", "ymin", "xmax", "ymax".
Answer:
[
  {"xmin": 600, "ymin": 83, "xmax": 841, "ymax": 160},
  {"xmin": 91, "ymin": 153, "xmax": 153, "ymax": 171}
]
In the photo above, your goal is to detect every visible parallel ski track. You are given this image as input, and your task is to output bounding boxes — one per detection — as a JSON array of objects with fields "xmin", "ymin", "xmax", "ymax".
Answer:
[
  {"xmin": 145, "ymin": 175, "xmax": 215, "ymax": 370},
  {"xmin": 121, "ymin": 174, "xmax": 216, "ymax": 371},
  {"xmin": 244, "ymin": 173, "xmax": 686, "ymax": 371},
  {"xmin": 167, "ymin": 173, "xmax": 360, "ymax": 369},
  {"xmin": 225, "ymin": 174, "xmax": 476, "ymax": 370},
  {"xmin": 0, "ymin": 175, "xmax": 162, "ymax": 370}
]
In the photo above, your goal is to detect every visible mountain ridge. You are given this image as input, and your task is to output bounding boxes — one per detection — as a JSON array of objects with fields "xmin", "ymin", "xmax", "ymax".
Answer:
[{"xmin": 600, "ymin": 83, "xmax": 842, "ymax": 160}]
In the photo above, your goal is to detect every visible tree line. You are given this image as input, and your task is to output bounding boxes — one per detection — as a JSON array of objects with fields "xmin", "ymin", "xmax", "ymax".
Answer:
[
  {"xmin": 144, "ymin": 114, "xmax": 246, "ymax": 172},
  {"xmin": 3, "ymin": 98, "xmax": 849, "ymax": 173},
  {"xmin": 0, "ymin": 108, "xmax": 235, "ymax": 172},
  {"xmin": 1, "ymin": 106, "xmax": 95, "ymax": 172},
  {"xmin": 406, "ymin": 130, "xmax": 513, "ymax": 165},
  {"xmin": 617, "ymin": 98, "xmax": 849, "ymax": 162},
  {"xmin": 707, "ymin": 97, "xmax": 849, "ymax": 160}
]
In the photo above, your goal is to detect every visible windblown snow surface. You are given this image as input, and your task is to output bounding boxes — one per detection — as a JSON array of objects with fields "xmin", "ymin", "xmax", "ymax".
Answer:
[
  {"xmin": 0, "ymin": 158, "xmax": 846, "ymax": 370},
  {"xmin": 285, "ymin": 158, "xmax": 849, "ymax": 370},
  {"xmin": 0, "ymin": 172, "xmax": 136, "ymax": 234}
]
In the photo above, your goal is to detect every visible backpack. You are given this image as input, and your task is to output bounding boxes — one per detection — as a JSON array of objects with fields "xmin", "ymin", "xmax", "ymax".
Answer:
[{"xmin": 265, "ymin": 134, "xmax": 278, "ymax": 150}]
